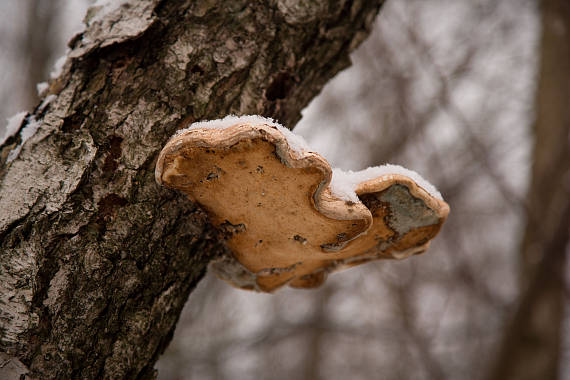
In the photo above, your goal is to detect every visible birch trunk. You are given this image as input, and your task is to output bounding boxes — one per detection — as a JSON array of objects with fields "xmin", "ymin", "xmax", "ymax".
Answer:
[{"xmin": 0, "ymin": 1, "xmax": 384, "ymax": 378}]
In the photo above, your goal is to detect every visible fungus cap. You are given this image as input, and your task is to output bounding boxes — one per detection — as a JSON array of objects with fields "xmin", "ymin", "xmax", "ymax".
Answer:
[{"xmin": 155, "ymin": 116, "xmax": 450, "ymax": 292}]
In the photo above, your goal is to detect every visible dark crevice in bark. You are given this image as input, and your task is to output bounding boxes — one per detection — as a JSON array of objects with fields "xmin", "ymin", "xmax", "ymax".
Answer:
[{"xmin": 266, "ymin": 71, "xmax": 294, "ymax": 100}]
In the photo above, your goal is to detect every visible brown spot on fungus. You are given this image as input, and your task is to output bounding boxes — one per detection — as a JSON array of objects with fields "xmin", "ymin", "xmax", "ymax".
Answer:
[
  {"xmin": 156, "ymin": 117, "xmax": 449, "ymax": 292},
  {"xmin": 293, "ymin": 234, "xmax": 308, "ymax": 245}
]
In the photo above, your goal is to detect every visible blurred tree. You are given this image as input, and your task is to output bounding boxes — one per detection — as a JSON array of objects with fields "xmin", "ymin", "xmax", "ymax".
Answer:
[
  {"xmin": 489, "ymin": 0, "xmax": 570, "ymax": 379},
  {"xmin": 22, "ymin": 0, "xmax": 60, "ymax": 109}
]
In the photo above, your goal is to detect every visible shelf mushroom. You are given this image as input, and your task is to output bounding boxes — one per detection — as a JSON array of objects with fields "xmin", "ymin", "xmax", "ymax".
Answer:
[{"xmin": 155, "ymin": 116, "xmax": 449, "ymax": 292}]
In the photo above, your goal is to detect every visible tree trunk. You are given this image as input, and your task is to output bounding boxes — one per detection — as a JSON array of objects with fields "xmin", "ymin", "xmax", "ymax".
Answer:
[
  {"xmin": 488, "ymin": 0, "xmax": 570, "ymax": 379},
  {"xmin": 0, "ymin": 1, "xmax": 384, "ymax": 378}
]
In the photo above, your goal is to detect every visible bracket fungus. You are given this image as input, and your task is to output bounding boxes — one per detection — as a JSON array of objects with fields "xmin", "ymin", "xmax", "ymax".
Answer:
[{"xmin": 156, "ymin": 115, "xmax": 449, "ymax": 292}]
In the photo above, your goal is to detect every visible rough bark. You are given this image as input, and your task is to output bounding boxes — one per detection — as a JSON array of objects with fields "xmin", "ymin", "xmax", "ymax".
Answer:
[
  {"xmin": 488, "ymin": 0, "xmax": 570, "ymax": 378},
  {"xmin": 0, "ymin": 1, "xmax": 384, "ymax": 379}
]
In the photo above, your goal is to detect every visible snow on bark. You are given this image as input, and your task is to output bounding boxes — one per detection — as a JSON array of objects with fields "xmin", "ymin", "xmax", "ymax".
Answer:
[{"xmin": 0, "ymin": 112, "xmax": 27, "ymax": 146}]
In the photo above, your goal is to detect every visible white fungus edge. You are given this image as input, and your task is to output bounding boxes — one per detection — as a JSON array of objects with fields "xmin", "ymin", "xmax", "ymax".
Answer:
[
  {"xmin": 330, "ymin": 166, "xmax": 443, "ymax": 202},
  {"xmin": 174, "ymin": 114, "xmax": 313, "ymax": 154},
  {"xmin": 172, "ymin": 115, "xmax": 444, "ymax": 202}
]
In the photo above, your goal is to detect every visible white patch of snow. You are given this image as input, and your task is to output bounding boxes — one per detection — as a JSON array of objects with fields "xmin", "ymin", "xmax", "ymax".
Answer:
[
  {"xmin": 38, "ymin": 95, "xmax": 57, "ymax": 113},
  {"xmin": 7, "ymin": 117, "xmax": 42, "ymax": 163},
  {"xmin": 37, "ymin": 82, "xmax": 49, "ymax": 96},
  {"xmin": 178, "ymin": 114, "xmax": 313, "ymax": 154},
  {"xmin": 330, "ymin": 165, "xmax": 443, "ymax": 202},
  {"xmin": 87, "ymin": 0, "xmax": 130, "ymax": 24},
  {"xmin": 50, "ymin": 55, "xmax": 67, "ymax": 79},
  {"xmin": 93, "ymin": 0, "xmax": 115, "ymax": 7},
  {"xmin": 92, "ymin": 0, "xmax": 130, "ymax": 9},
  {"xmin": 1, "ymin": 112, "xmax": 27, "ymax": 146}
]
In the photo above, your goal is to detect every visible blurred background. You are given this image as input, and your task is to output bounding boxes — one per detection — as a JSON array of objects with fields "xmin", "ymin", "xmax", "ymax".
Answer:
[{"xmin": 1, "ymin": 0, "xmax": 568, "ymax": 379}]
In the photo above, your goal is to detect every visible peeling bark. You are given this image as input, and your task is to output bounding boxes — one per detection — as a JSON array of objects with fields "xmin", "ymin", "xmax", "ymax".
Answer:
[{"xmin": 0, "ymin": 1, "xmax": 384, "ymax": 378}]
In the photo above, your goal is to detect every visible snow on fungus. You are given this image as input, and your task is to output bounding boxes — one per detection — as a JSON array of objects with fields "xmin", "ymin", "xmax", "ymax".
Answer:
[
  {"xmin": 155, "ymin": 116, "xmax": 450, "ymax": 292},
  {"xmin": 176, "ymin": 114, "xmax": 312, "ymax": 153}
]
